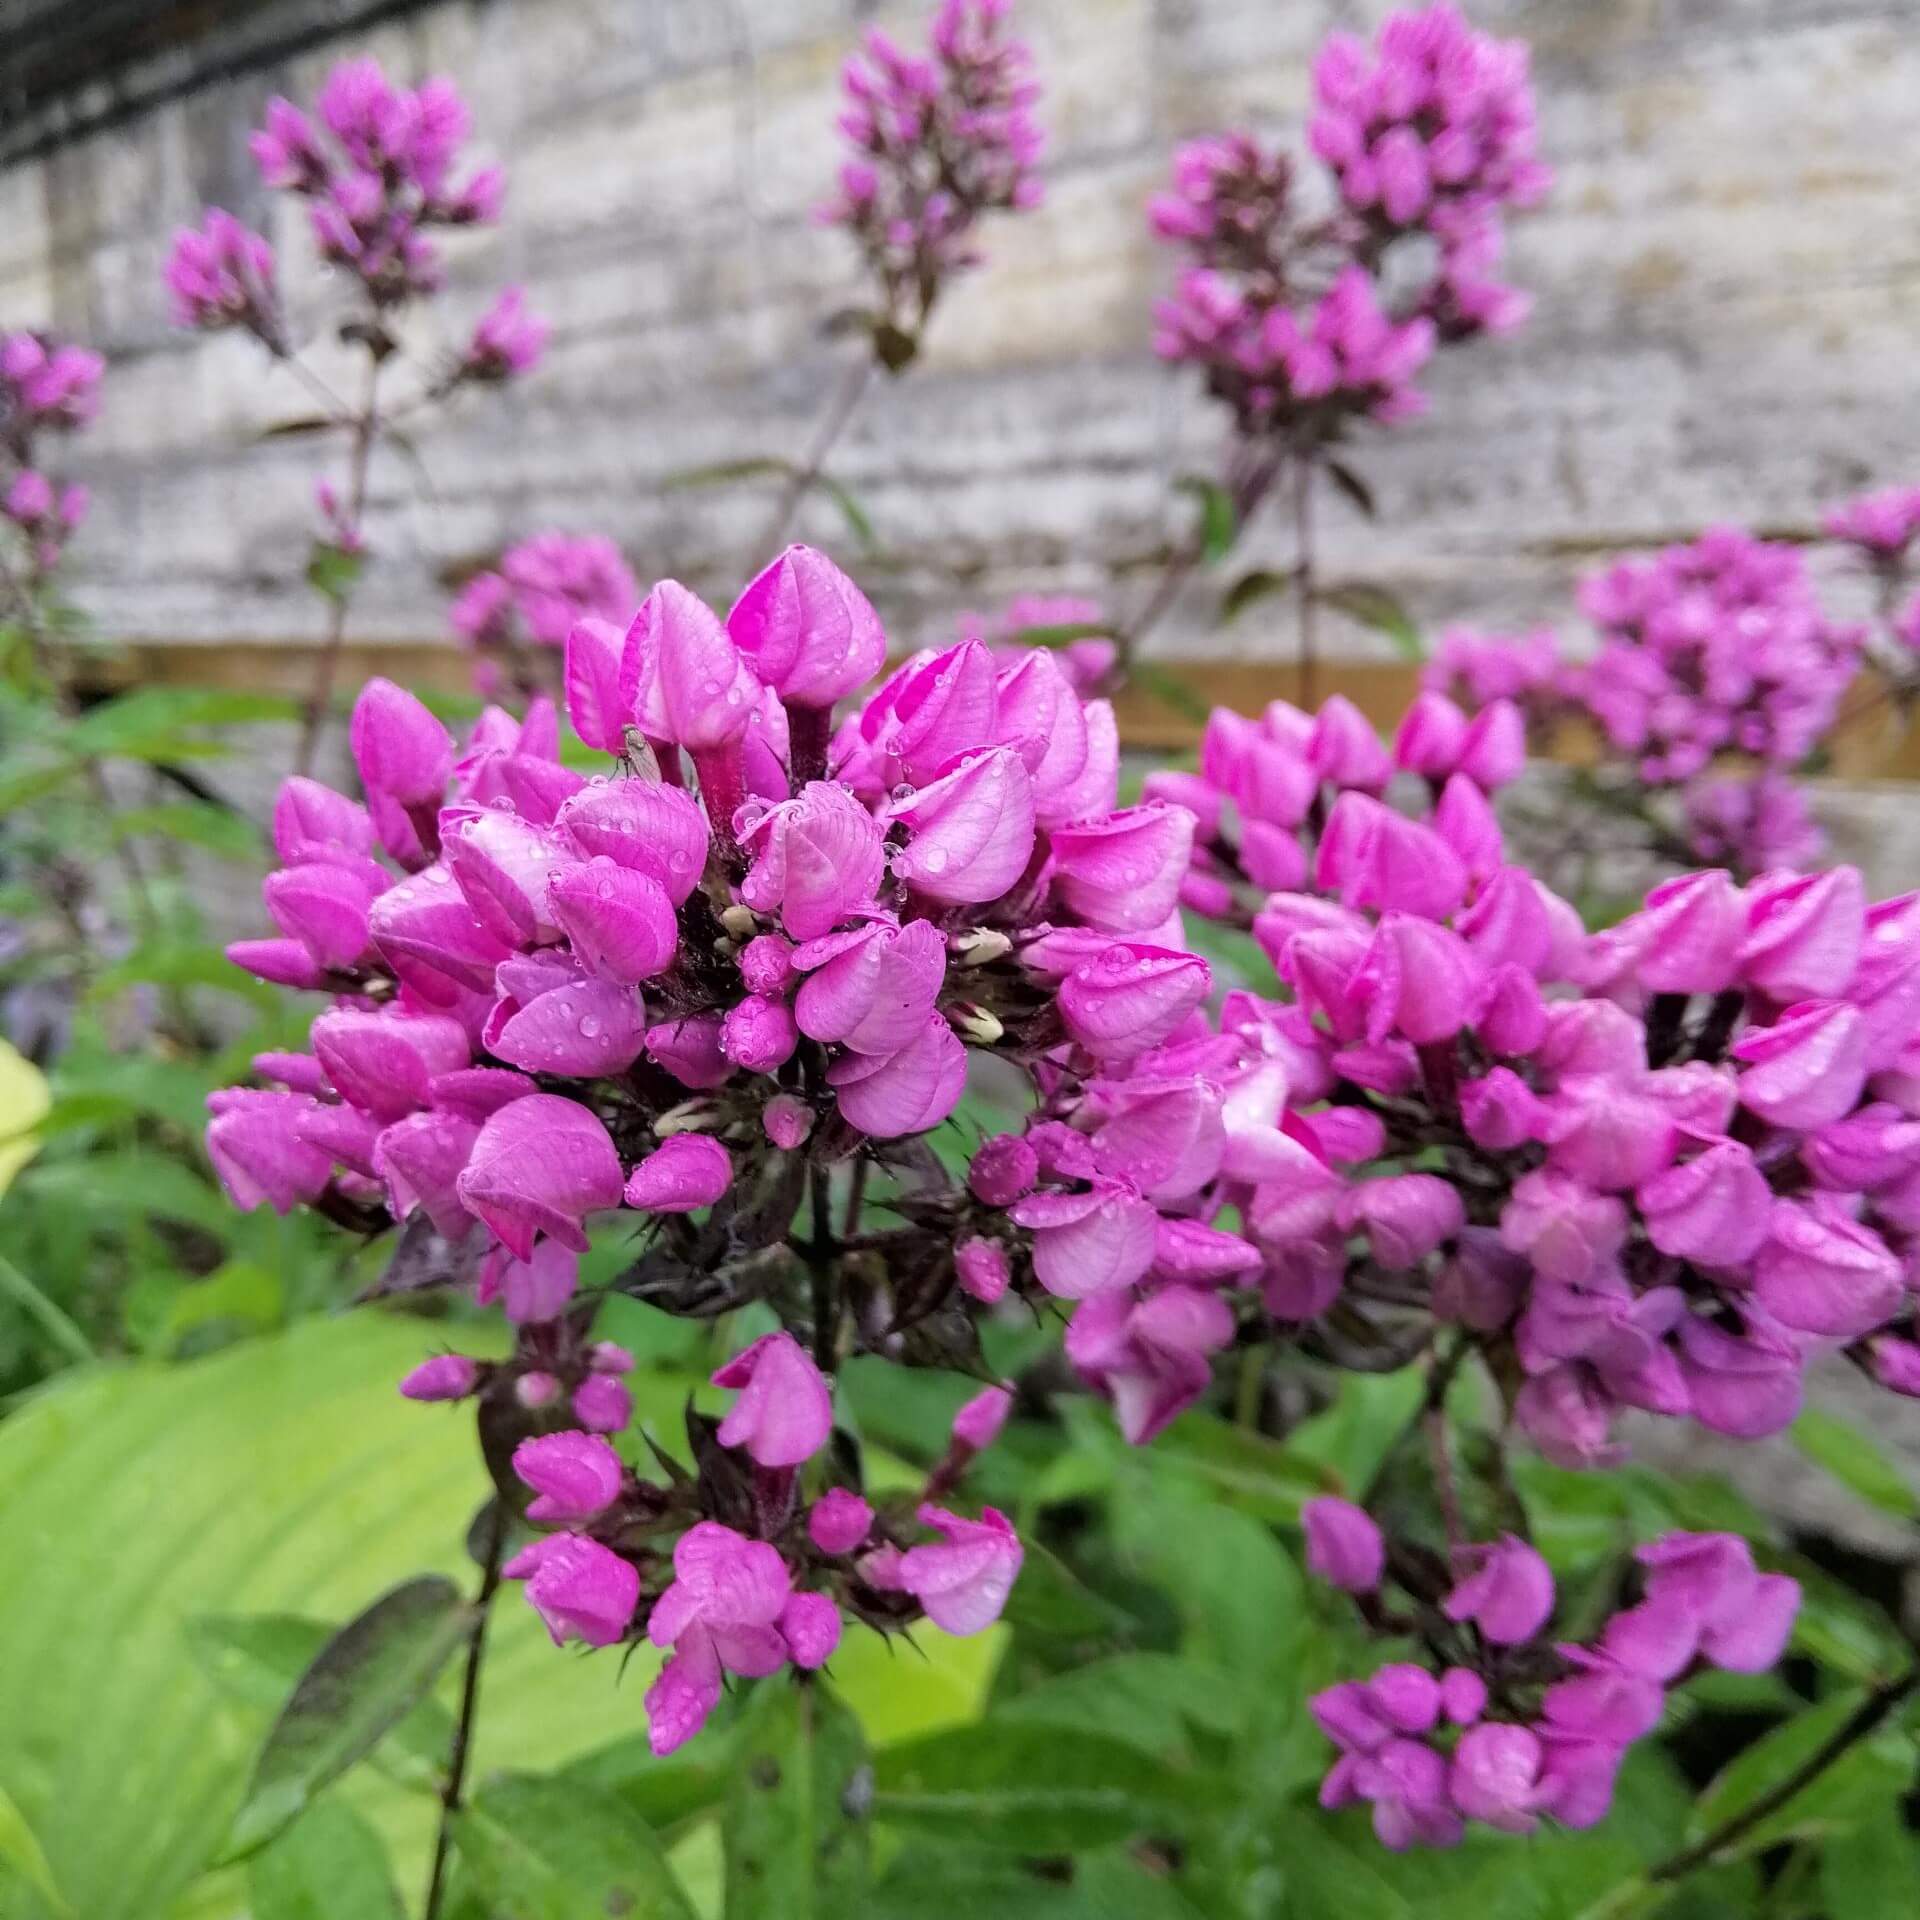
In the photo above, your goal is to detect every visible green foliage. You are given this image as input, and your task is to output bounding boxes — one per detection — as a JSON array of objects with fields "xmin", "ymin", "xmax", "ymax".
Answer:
[
  {"xmin": 247, "ymin": 1802, "xmax": 404, "ymax": 1920},
  {"xmin": 1789, "ymin": 1407, "xmax": 1918, "ymax": 1520}
]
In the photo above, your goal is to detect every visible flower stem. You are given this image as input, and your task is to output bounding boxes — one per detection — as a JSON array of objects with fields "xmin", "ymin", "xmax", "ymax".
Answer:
[
  {"xmin": 422, "ymin": 1498, "xmax": 508, "ymax": 1920},
  {"xmin": 1644, "ymin": 1666, "xmax": 1920, "ymax": 1886},
  {"xmin": 758, "ymin": 354, "xmax": 874, "ymax": 558},
  {"xmin": 1294, "ymin": 455, "xmax": 1320, "ymax": 709}
]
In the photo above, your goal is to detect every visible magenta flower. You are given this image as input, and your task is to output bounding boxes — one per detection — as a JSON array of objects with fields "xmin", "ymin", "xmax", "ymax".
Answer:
[
  {"xmin": 740, "ymin": 783, "xmax": 886, "ymax": 939},
  {"xmin": 713, "ymin": 1332, "xmax": 833, "ymax": 1467},
  {"xmin": 893, "ymin": 1504, "xmax": 1023, "ymax": 1634},
  {"xmin": 808, "ymin": 1488, "xmax": 875, "ymax": 1556},
  {"xmin": 726, "ymin": 545, "xmax": 887, "ymax": 710},
  {"xmin": 951, "ymin": 1382, "xmax": 1014, "ymax": 1454},
  {"xmin": 399, "ymin": 1353, "xmax": 480, "ymax": 1402},
  {"xmin": 1442, "ymin": 1536, "xmax": 1555, "ymax": 1645},
  {"xmin": 1302, "ymin": 1497, "xmax": 1385, "ymax": 1593},
  {"xmin": 887, "ymin": 747, "xmax": 1037, "ymax": 905},
  {"xmin": 456, "ymin": 1093, "xmax": 624, "ymax": 1258},
  {"xmin": 625, "ymin": 1135, "xmax": 733, "ymax": 1214},
  {"xmin": 464, "ymin": 286, "xmax": 549, "ymax": 381},
  {"xmin": 508, "ymin": 1533, "xmax": 640, "ymax": 1648},
  {"xmin": 512, "ymin": 1430, "xmax": 625, "ymax": 1523},
  {"xmin": 826, "ymin": 1013, "xmax": 967, "ymax": 1137}
]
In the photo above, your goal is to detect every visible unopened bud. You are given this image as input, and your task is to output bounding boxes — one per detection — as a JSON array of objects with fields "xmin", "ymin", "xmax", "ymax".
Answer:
[
  {"xmin": 654, "ymin": 1098, "xmax": 723, "ymax": 1137},
  {"xmin": 949, "ymin": 1001, "xmax": 1005, "ymax": 1045},
  {"xmin": 516, "ymin": 1369, "xmax": 561, "ymax": 1409},
  {"xmin": 950, "ymin": 927, "xmax": 1012, "ymax": 968}
]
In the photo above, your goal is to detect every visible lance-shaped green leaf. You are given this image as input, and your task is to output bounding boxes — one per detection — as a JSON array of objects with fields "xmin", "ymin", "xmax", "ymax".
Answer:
[
  {"xmin": 455, "ymin": 1775, "xmax": 696, "ymax": 1919},
  {"xmin": 723, "ymin": 1679, "xmax": 870, "ymax": 1918},
  {"xmin": 1174, "ymin": 475, "xmax": 1238, "ymax": 564},
  {"xmin": 1316, "ymin": 580, "xmax": 1423, "ymax": 660},
  {"xmin": 223, "ymin": 1575, "xmax": 472, "ymax": 1860},
  {"xmin": 0, "ymin": 1784, "xmax": 71, "ymax": 1917},
  {"xmin": 871, "ymin": 1720, "xmax": 1200, "ymax": 1852},
  {"xmin": 247, "ymin": 1802, "xmax": 404, "ymax": 1920},
  {"xmin": 1789, "ymin": 1408, "xmax": 1917, "ymax": 1520}
]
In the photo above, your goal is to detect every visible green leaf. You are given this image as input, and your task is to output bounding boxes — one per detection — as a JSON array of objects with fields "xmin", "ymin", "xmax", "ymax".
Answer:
[
  {"xmin": 661, "ymin": 456, "xmax": 795, "ymax": 491},
  {"xmin": 1324, "ymin": 458, "xmax": 1377, "ymax": 520},
  {"xmin": 1284, "ymin": 1369, "xmax": 1426, "ymax": 1498},
  {"xmin": 1789, "ymin": 1408, "xmax": 1917, "ymax": 1519},
  {"xmin": 455, "ymin": 1775, "xmax": 696, "ymax": 1918},
  {"xmin": 185, "ymin": 1611, "xmax": 455, "ymax": 1781},
  {"xmin": 67, "ymin": 688, "xmax": 298, "ymax": 758},
  {"xmin": 1688, "ymin": 1690, "xmax": 1916, "ymax": 1860},
  {"xmin": 0, "ymin": 1783, "xmax": 71, "ymax": 1916},
  {"xmin": 998, "ymin": 1538, "xmax": 1138, "ymax": 1644},
  {"xmin": 1139, "ymin": 1410, "xmax": 1335, "ymax": 1523},
  {"xmin": 112, "ymin": 802, "xmax": 263, "ymax": 860},
  {"xmin": 304, "ymin": 543, "xmax": 364, "ymax": 606},
  {"xmin": 247, "ymin": 1802, "xmax": 403, "ymax": 1920},
  {"xmin": 1130, "ymin": 662, "xmax": 1212, "ymax": 725},
  {"xmin": 814, "ymin": 473, "xmax": 878, "ymax": 551},
  {"xmin": 1819, "ymin": 1803, "xmax": 1920, "ymax": 1918},
  {"xmin": 0, "ymin": 1316, "xmax": 995, "ymax": 1920},
  {"xmin": 1004, "ymin": 621, "xmax": 1117, "ymax": 650},
  {"xmin": 1175, "ymin": 475, "xmax": 1238, "ymax": 564},
  {"xmin": 225, "ymin": 1575, "xmax": 472, "ymax": 1859},
  {"xmin": 90, "ymin": 940, "xmax": 278, "ymax": 1008},
  {"xmin": 997, "ymin": 1652, "xmax": 1242, "ymax": 1754},
  {"xmin": 722, "ymin": 1679, "xmax": 869, "ymax": 1918},
  {"xmin": 1219, "ymin": 566, "xmax": 1297, "ymax": 624},
  {"xmin": 872, "ymin": 1721, "xmax": 1198, "ymax": 1852},
  {"xmin": 1316, "ymin": 581, "xmax": 1422, "ymax": 660},
  {"xmin": 0, "ymin": 754, "xmax": 79, "ymax": 812},
  {"xmin": 1270, "ymin": 1811, "xmax": 1410, "ymax": 1918}
]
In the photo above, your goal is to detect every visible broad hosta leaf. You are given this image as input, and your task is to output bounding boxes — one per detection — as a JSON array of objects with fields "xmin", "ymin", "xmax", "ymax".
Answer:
[
  {"xmin": 1819, "ymin": 1804, "xmax": 1920, "ymax": 1918},
  {"xmin": 0, "ymin": 1784, "xmax": 70, "ymax": 1916},
  {"xmin": 455, "ymin": 1775, "xmax": 695, "ymax": 1919},
  {"xmin": 247, "ymin": 1802, "xmax": 403, "ymax": 1920},
  {"xmin": 224, "ymin": 1575, "xmax": 471, "ymax": 1859},
  {"xmin": 1789, "ymin": 1408, "xmax": 1917, "ymax": 1519},
  {"xmin": 871, "ymin": 1721, "xmax": 1198, "ymax": 1852},
  {"xmin": 721, "ymin": 1679, "xmax": 869, "ymax": 1918},
  {"xmin": 0, "ymin": 1315, "xmax": 1001, "ymax": 1920}
]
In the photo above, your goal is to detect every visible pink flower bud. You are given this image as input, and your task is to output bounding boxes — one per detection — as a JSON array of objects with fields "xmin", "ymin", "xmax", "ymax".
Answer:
[
  {"xmin": 549, "ymin": 860, "xmax": 678, "ymax": 984},
  {"xmin": 399, "ymin": 1353, "xmax": 479, "ymax": 1401},
  {"xmin": 896, "ymin": 1504, "xmax": 1023, "ymax": 1634},
  {"xmin": 512, "ymin": 1429, "xmax": 625, "ymax": 1522},
  {"xmin": 644, "ymin": 1013, "xmax": 732, "ymax": 1089},
  {"xmin": 1678, "ymin": 1311, "xmax": 1802, "ymax": 1439},
  {"xmin": 444, "ymin": 811, "xmax": 569, "ymax": 945},
  {"xmin": 484, "ymin": 954, "xmax": 646, "ymax": 1079},
  {"xmin": 779, "ymin": 1590, "xmax": 843, "ymax": 1669},
  {"xmin": 627, "ymin": 580, "xmax": 761, "ymax": 750},
  {"xmin": 713, "ymin": 1330, "xmax": 833, "ymax": 1467},
  {"xmin": 951, "ymin": 1382, "xmax": 1014, "ymax": 1453},
  {"xmin": 1392, "ymin": 692, "xmax": 1468, "ymax": 776},
  {"xmin": 572, "ymin": 1373, "xmax": 633, "ymax": 1432},
  {"xmin": 366, "ymin": 868, "xmax": 512, "ymax": 1000},
  {"xmin": 809, "ymin": 1488, "xmax": 875, "ymax": 1555},
  {"xmin": 1472, "ymin": 964, "xmax": 1549, "ymax": 1056},
  {"xmin": 1741, "ymin": 867, "xmax": 1866, "ymax": 1002},
  {"xmin": 1050, "ymin": 805, "xmax": 1195, "ymax": 933},
  {"xmin": 1631, "ymin": 870, "xmax": 1746, "ymax": 995},
  {"xmin": 1058, "ymin": 944, "xmax": 1211, "ymax": 1059},
  {"xmin": 874, "ymin": 641, "xmax": 1000, "ymax": 782},
  {"xmin": 1440, "ymin": 1668, "xmax": 1487, "ymax": 1725},
  {"xmin": 516, "ymin": 1370, "xmax": 561, "ymax": 1408},
  {"xmin": 1637, "ymin": 1140, "xmax": 1771, "ymax": 1264},
  {"xmin": 726, "ymin": 544, "xmax": 887, "ymax": 708},
  {"xmin": 1450, "ymin": 1724, "xmax": 1543, "ymax": 1834},
  {"xmin": 1368, "ymin": 1664, "xmax": 1442, "ymax": 1734},
  {"xmin": 739, "ymin": 933, "xmax": 797, "ymax": 994},
  {"xmin": 1870, "ymin": 1336, "xmax": 1920, "ymax": 1396},
  {"xmin": 1010, "ymin": 1179, "xmax": 1158, "ymax": 1297},
  {"xmin": 1460, "ymin": 1068, "xmax": 1547, "ymax": 1151},
  {"xmin": 1443, "ymin": 1535, "xmax": 1555, "ymax": 1644},
  {"xmin": 719, "ymin": 994, "xmax": 798, "ymax": 1072},
  {"xmin": 1733, "ymin": 1000, "xmax": 1867, "ymax": 1130},
  {"xmin": 373, "ymin": 1110, "xmax": 480, "ymax": 1238},
  {"xmin": 558, "ymin": 779, "xmax": 710, "ymax": 905},
  {"xmin": 509, "ymin": 1533, "xmax": 640, "ymax": 1647},
  {"xmin": 475, "ymin": 1240, "xmax": 579, "ymax": 1324},
  {"xmin": 1541, "ymin": 1080, "xmax": 1675, "ymax": 1191},
  {"xmin": 1302, "ymin": 1497, "xmax": 1384, "ymax": 1592},
  {"xmin": 626, "ymin": 1135, "xmax": 733, "ymax": 1213},
  {"xmin": 968, "ymin": 1133, "xmax": 1038, "ymax": 1205},
  {"xmin": 1150, "ymin": 1215, "xmax": 1260, "ymax": 1284},
  {"xmin": 311, "ymin": 1006, "xmax": 470, "ymax": 1123},
  {"xmin": 456, "ymin": 1093, "xmax": 624, "ymax": 1258},
  {"xmin": 794, "ymin": 918, "xmax": 945, "ymax": 1055},
  {"xmin": 1500, "ymin": 1169, "xmax": 1627, "ymax": 1287},
  {"xmin": 350, "ymin": 677, "xmax": 453, "ymax": 807},
  {"xmin": 1343, "ymin": 1174, "xmax": 1463, "ymax": 1269},
  {"xmin": 887, "ymin": 748, "xmax": 1037, "ymax": 906},
  {"xmin": 955, "ymin": 1236, "xmax": 1012, "ymax": 1302},
  {"xmin": 1316, "ymin": 792, "xmax": 1467, "ymax": 922},
  {"xmin": 1307, "ymin": 694, "xmax": 1393, "ymax": 791},
  {"xmin": 274, "ymin": 776, "xmax": 375, "ymax": 866},
  {"xmin": 762, "ymin": 1093, "xmax": 815, "ymax": 1149},
  {"xmin": 562, "ymin": 616, "xmax": 634, "ymax": 754},
  {"xmin": 227, "ymin": 938, "xmax": 328, "ymax": 989},
  {"xmin": 1457, "ymin": 699, "xmax": 1527, "ymax": 789},
  {"xmin": 826, "ymin": 1012, "xmax": 967, "ymax": 1137},
  {"xmin": 740, "ymin": 782, "xmax": 886, "ymax": 938},
  {"xmin": 1433, "ymin": 771, "xmax": 1505, "ymax": 881},
  {"xmin": 1753, "ymin": 1199, "xmax": 1903, "ymax": 1337},
  {"xmin": 262, "ymin": 862, "xmax": 378, "ymax": 970}
]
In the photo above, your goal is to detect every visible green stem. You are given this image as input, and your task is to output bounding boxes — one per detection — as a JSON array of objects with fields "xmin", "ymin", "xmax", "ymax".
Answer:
[{"xmin": 0, "ymin": 1253, "xmax": 95, "ymax": 1365}]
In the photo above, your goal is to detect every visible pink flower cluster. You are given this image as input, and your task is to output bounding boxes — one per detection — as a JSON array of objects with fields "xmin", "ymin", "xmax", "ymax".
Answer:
[
  {"xmin": 0, "ymin": 332, "xmax": 100, "ymax": 584},
  {"xmin": 254, "ymin": 57, "xmax": 503, "ymax": 307},
  {"xmin": 204, "ymin": 540, "xmax": 1239, "ymax": 1740},
  {"xmin": 819, "ymin": 0, "xmax": 1044, "ymax": 339},
  {"xmin": 1576, "ymin": 528, "xmax": 1865, "ymax": 785},
  {"xmin": 449, "ymin": 533, "xmax": 638, "ymax": 692},
  {"xmin": 1151, "ymin": 6, "xmax": 1546, "ymax": 443},
  {"xmin": 1824, "ymin": 481, "xmax": 1920, "ymax": 664},
  {"xmin": 1309, "ymin": 5, "xmax": 1550, "ymax": 242},
  {"xmin": 166, "ymin": 57, "xmax": 538, "ymax": 375},
  {"xmin": 1304, "ymin": 1501, "xmax": 1799, "ymax": 1847}
]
